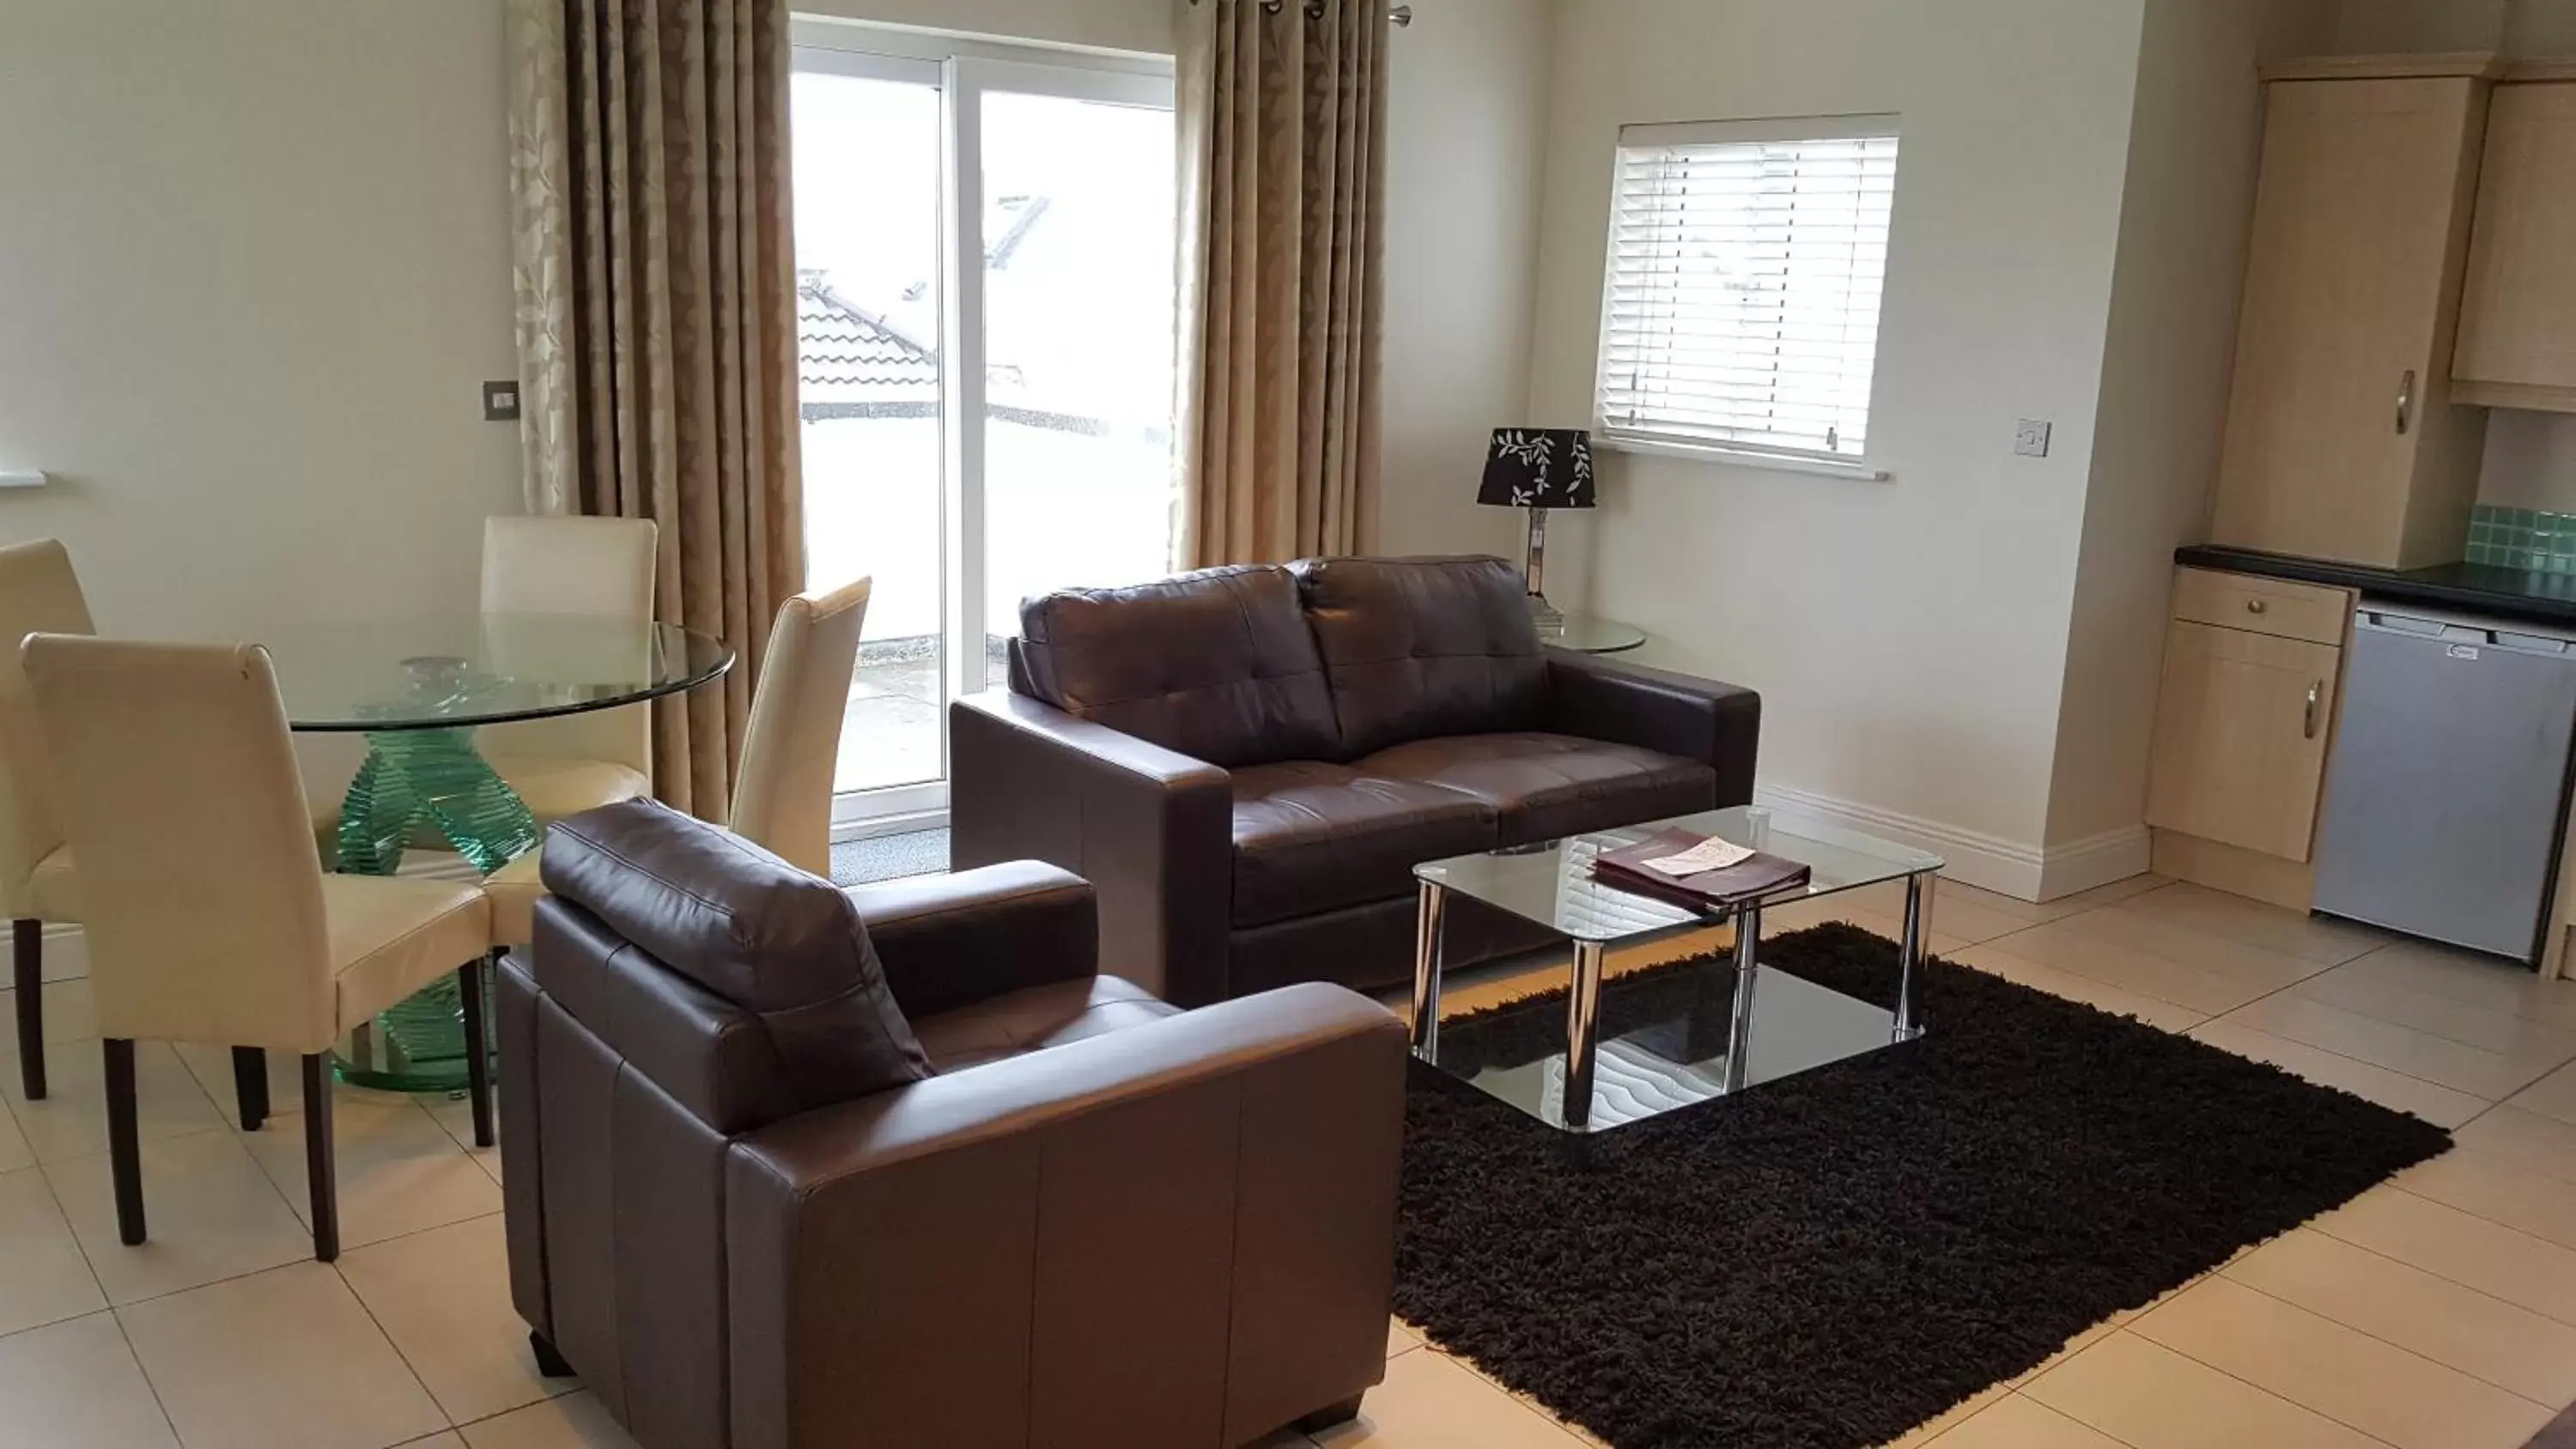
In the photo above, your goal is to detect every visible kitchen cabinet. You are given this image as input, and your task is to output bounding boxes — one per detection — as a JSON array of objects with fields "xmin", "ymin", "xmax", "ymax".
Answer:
[
  {"xmin": 2454, "ymin": 75, "xmax": 2576, "ymax": 411},
  {"xmin": 2146, "ymin": 569, "xmax": 2353, "ymax": 885},
  {"xmin": 2208, "ymin": 67, "xmax": 2494, "ymax": 569}
]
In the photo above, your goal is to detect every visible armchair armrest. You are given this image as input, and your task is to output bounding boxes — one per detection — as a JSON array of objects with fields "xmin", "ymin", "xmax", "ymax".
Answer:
[
  {"xmin": 724, "ymin": 984, "xmax": 1406, "ymax": 1448},
  {"xmin": 846, "ymin": 861, "xmax": 1097, "ymax": 1021},
  {"xmin": 1546, "ymin": 649, "xmax": 1761, "ymax": 804},
  {"xmin": 949, "ymin": 690, "xmax": 1234, "ymax": 1005}
]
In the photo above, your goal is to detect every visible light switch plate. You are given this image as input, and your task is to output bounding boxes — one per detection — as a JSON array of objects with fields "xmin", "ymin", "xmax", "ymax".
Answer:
[
  {"xmin": 483, "ymin": 380, "xmax": 522, "ymax": 422},
  {"xmin": 2014, "ymin": 419, "xmax": 2052, "ymax": 458}
]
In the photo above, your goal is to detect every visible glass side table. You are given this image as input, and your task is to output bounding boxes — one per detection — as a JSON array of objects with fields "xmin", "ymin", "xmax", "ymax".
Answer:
[{"xmin": 1540, "ymin": 614, "xmax": 1648, "ymax": 654}]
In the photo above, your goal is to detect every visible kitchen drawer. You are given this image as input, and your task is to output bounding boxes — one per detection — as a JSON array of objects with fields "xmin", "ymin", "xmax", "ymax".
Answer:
[{"xmin": 2169, "ymin": 567, "xmax": 2352, "ymax": 646}]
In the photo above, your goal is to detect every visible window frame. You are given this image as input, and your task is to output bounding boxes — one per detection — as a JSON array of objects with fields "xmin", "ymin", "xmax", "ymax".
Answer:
[{"xmin": 1592, "ymin": 112, "xmax": 1904, "ymax": 482}]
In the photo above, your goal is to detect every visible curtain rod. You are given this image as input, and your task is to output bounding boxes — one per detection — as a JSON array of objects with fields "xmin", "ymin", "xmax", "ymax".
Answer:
[{"xmin": 1190, "ymin": 0, "xmax": 1414, "ymax": 24}]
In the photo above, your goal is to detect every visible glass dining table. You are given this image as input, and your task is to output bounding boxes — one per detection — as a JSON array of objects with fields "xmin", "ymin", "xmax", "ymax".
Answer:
[{"xmin": 265, "ymin": 614, "xmax": 736, "ymax": 1091}]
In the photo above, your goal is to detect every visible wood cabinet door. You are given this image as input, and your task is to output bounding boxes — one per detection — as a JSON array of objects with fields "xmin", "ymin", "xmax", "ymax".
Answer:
[
  {"xmin": 2455, "ymin": 82, "xmax": 2576, "ymax": 398},
  {"xmin": 2211, "ymin": 77, "xmax": 2484, "ymax": 567},
  {"xmin": 2145, "ymin": 621, "xmax": 2342, "ymax": 863}
]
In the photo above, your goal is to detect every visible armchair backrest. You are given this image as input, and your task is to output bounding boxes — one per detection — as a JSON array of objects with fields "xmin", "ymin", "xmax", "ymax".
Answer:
[
  {"xmin": 533, "ymin": 797, "xmax": 930, "ymax": 1131},
  {"xmin": 1012, "ymin": 564, "xmax": 1340, "ymax": 767}
]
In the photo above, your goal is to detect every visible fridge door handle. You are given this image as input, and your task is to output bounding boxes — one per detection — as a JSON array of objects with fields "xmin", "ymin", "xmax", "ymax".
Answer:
[{"xmin": 2305, "ymin": 681, "xmax": 2323, "ymax": 740}]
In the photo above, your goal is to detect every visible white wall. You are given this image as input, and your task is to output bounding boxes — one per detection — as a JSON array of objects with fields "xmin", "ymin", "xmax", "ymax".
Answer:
[
  {"xmin": 1522, "ymin": 0, "xmax": 2150, "ymax": 890},
  {"xmin": 1373, "ymin": 0, "xmax": 1555, "ymax": 560},
  {"xmin": 2041, "ymin": 0, "xmax": 2337, "ymax": 876},
  {"xmin": 2482, "ymin": 413, "xmax": 2576, "ymax": 513},
  {"xmin": 0, "ymin": 0, "xmax": 519, "ymax": 641}
]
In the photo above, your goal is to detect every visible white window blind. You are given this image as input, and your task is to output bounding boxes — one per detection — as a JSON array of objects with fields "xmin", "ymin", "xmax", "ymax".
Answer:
[{"xmin": 1596, "ymin": 117, "xmax": 1899, "ymax": 467}]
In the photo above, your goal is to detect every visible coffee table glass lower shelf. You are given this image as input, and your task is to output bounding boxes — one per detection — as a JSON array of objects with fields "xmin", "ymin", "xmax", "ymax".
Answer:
[{"xmin": 1410, "ymin": 806, "xmax": 1943, "ymax": 1132}]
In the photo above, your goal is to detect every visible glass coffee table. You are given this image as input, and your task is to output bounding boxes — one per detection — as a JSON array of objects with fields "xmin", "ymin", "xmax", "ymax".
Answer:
[{"xmin": 1410, "ymin": 807, "xmax": 1943, "ymax": 1131}]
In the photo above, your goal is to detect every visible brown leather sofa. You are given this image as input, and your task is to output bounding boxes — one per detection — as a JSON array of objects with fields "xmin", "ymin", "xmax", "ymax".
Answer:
[
  {"xmin": 952, "ymin": 555, "xmax": 1760, "ymax": 1006},
  {"xmin": 499, "ymin": 799, "xmax": 1407, "ymax": 1449}
]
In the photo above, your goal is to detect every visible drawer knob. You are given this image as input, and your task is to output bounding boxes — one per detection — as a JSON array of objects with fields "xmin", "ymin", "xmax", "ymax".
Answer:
[{"xmin": 2246, "ymin": 598, "xmax": 2268, "ymax": 615}]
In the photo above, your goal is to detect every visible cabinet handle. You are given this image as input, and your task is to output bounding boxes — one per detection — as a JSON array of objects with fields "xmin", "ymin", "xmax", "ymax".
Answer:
[
  {"xmin": 2304, "ymin": 681, "xmax": 2323, "ymax": 740},
  {"xmin": 2396, "ymin": 369, "xmax": 2416, "ymax": 435},
  {"xmin": 2245, "ymin": 598, "xmax": 2268, "ymax": 615}
]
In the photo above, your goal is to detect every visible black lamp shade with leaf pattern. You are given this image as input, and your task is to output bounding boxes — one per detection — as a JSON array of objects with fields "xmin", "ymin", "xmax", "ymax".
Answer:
[{"xmin": 1478, "ymin": 428, "xmax": 1596, "ymax": 510}]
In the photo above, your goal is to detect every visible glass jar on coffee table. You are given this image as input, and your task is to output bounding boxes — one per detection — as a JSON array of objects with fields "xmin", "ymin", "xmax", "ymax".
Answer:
[{"xmin": 1409, "ymin": 807, "xmax": 1943, "ymax": 1131}]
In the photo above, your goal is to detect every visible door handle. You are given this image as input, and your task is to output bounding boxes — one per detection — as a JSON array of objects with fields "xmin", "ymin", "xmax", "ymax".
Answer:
[
  {"xmin": 2396, "ymin": 369, "xmax": 2416, "ymax": 435},
  {"xmin": 2304, "ymin": 681, "xmax": 2323, "ymax": 740}
]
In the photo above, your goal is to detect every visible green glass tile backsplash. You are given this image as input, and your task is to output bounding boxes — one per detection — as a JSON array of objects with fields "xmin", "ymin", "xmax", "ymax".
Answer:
[{"xmin": 2469, "ymin": 505, "xmax": 2576, "ymax": 573}]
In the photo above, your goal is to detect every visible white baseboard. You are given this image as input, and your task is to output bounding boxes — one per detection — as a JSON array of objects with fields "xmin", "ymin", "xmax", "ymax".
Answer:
[
  {"xmin": 1752, "ymin": 784, "xmax": 2150, "ymax": 904},
  {"xmin": 2035, "ymin": 824, "xmax": 2154, "ymax": 900}
]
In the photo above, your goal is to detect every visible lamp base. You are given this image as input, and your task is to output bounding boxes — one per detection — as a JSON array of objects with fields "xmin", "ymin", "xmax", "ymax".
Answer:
[{"xmin": 1528, "ymin": 594, "xmax": 1565, "ymax": 634}]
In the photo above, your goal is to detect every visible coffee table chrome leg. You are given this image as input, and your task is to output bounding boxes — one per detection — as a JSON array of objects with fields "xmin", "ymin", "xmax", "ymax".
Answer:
[
  {"xmin": 1409, "ymin": 880, "xmax": 1447, "ymax": 1055},
  {"xmin": 1897, "ymin": 872, "xmax": 1935, "ymax": 1041},
  {"xmin": 1725, "ymin": 904, "xmax": 1762, "ymax": 1092},
  {"xmin": 1563, "ymin": 940, "xmax": 1607, "ymax": 1129}
]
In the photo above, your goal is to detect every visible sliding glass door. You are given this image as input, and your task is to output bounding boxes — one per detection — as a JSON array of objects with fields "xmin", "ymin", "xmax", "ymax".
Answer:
[{"xmin": 791, "ymin": 28, "xmax": 1177, "ymax": 830}]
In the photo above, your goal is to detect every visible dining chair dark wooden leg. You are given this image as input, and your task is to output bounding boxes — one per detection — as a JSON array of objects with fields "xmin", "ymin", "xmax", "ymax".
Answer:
[
  {"xmin": 459, "ymin": 955, "xmax": 495, "ymax": 1149},
  {"xmin": 14, "ymin": 919, "xmax": 43, "ymax": 1100},
  {"xmin": 231, "ymin": 1047, "xmax": 269, "ymax": 1131},
  {"xmin": 301, "ymin": 1052, "xmax": 338, "ymax": 1262},
  {"xmin": 103, "ymin": 1039, "xmax": 144, "ymax": 1246}
]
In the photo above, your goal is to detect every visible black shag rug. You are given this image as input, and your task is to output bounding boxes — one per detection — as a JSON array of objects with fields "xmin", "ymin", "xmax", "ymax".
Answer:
[{"xmin": 1394, "ymin": 922, "xmax": 2452, "ymax": 1449}]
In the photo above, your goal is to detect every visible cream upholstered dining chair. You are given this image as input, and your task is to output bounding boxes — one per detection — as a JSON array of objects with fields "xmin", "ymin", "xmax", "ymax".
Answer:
[
  {"xmin": 0, "ymin": 541, "xmax": 92, "ymax": 1104},
  {"xmin": 486, "ymin": 575, "xmax": 872, "ymax": 945},
  {"xmin": 22, "ymin": 635, "xmax": 495, "ymax": 1262},
  {"xmin": 477, "ymin": 515, "xmax": 660, "ymax": 822},
  {"xmin": 726, "ymin": 574, "xmax": 872, "ymax": 876}
]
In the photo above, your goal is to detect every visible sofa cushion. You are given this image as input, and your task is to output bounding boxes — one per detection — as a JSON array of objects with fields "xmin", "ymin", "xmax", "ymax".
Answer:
[
  {"xmin": 1291, "ymin": 555, "xmax": 1546, "ymax": 757},
  {"xmin": 1229, "ymin": 761, "xmax": 1498, "ymax": 929},
  {"xmin": 908, "ymin": 974, "xmax": 1179, "ymax": 1073},
  {"xmin": 539, "ymin": 798, "xmax": 932, "ymax": 1108},
  {"xmin": 1014, "ymin": 564, "xmax": 1340, "ymax": 767},
  {"xmin": 1359, "ymin": 732, "xmax": 1718, "ymax": 846}
]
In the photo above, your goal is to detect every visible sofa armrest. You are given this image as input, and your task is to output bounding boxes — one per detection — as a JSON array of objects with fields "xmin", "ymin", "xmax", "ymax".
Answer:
[
  {"xmin": 724, "ymin": 984, "xmax": 1406, "ymax": 1449},
  {"xmin": 1546, "ymin": 649, "xmax": 1761, "ymax": 804},
  {"xmin": 846, "ymin": 861, "xmax": 1097, "ymax": 1021},
  {"xmin": 948, "ymin": 690, "xmax": 1235, "ymax": 1005}
]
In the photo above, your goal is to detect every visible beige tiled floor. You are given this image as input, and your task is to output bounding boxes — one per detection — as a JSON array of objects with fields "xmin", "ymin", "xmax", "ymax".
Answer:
[{"xmin": 8, "ymin": 876, "xmax": 2576, "ymax": 1446}]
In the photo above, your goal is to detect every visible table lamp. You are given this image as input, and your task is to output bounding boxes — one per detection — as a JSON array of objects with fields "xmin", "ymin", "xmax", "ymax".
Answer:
[{"xmin": 1478, "ymin": 427, "xmax": 1595, "ymax": 630}]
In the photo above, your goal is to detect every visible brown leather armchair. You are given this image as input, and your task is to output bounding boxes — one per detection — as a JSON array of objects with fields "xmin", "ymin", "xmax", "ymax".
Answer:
[
  {"xmin": 499, "ymin": 801, "xmax": 1406, "ymax": 1449},
  {"xmin": 952, "ymin": 555, "xmax": 1761, "ymax": 1006}
]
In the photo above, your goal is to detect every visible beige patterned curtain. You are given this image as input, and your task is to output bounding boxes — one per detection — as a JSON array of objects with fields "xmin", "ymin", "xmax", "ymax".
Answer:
[
  {"xmin": 507, "ymin": 0, "xmax": 805, "ymax": 818},
  {"xmin": 1176, "ymin": 0, "xmax": 1388, "ymax": 567}
]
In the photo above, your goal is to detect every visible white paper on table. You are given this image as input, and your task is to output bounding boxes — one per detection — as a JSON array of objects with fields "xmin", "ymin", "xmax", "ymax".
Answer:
[{"xmin": 1639, "ymin": 836, "xmax": 1755, "ymax": 876}]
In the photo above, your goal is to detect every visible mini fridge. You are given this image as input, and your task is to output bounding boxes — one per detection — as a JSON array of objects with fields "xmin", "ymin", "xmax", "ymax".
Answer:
[{"xmin": 2312, "ymin": 604, "xmax": 2576, "ymax": 965}]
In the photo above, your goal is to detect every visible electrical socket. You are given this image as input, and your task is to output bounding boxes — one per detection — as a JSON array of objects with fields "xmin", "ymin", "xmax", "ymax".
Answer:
[
  {"xmin": 483, "ymin": 380, "xmax": 522, "ymax": 422},
  {"xmin": 2014, "ymin": 419, "xmax": 2052, "ymax": 458}
]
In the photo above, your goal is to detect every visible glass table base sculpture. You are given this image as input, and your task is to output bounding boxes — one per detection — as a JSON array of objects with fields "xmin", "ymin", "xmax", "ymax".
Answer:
[{"xmin": 332, "ymin": 727, "xmax": 538, "ymax": 1093}]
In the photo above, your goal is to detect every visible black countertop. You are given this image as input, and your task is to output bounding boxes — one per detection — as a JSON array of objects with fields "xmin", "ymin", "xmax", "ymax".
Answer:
[{"xmin": 2175, "ymin": 544, "xmax": 2576, "ymax": 628}]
